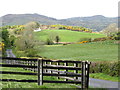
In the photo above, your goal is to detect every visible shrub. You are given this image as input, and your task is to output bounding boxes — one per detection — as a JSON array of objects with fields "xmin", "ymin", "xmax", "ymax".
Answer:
[
  {"xmin": 79, "ymin": 41, "xmax": 89, "ymax": 44},
  {"xmin": 90, "ymin": 61, "xmax": 119, "ymax": 77},
  {"xmin": 25, "ymin": 48, "xmax": 38, "ymax": 57},
  {"xmin": 63, "ymin": 43, "xmax": 67, "ymax": 45},
  {"xmin": 78, "ymin": 38, "xmax": 91, "ymax": 42},
  {"xmin": 92, "ymin": 37, "xmax": 107, "ymax": 42},
  {"xmin": 55, "ymin": 35, "xmax": 60, "ymax": 43},
  {"xmin": 46, "ymin": 38, "xmax": 54, "ymax": 45}
]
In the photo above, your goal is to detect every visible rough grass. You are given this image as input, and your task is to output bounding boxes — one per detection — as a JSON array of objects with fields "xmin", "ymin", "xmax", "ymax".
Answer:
[
  {"xmin": 34, "ymin": 29, "xmax": 106, "ymax": 42},
  {"xmin": 38, "ymin": 40, "xmax": 118, "ymax": 62}
]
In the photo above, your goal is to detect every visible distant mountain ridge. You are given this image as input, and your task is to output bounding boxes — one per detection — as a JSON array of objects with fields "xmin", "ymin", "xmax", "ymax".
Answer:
[{"xmin": 0, "ymin": 14, "xmax": 118, "ymax": 31}]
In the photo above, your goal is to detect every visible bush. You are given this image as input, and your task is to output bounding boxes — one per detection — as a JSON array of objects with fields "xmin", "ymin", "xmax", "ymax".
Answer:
[
  {"xmin": 90, "ymin": 61, "xmax": 120, "ymax": 77},
  {"xmin": 78, "ymin": 38, "xmax": 91, "ymax": 42},
  {"xmin": 55, "ymin": 35, "xmax": 60, "ymax": 43},
  {"xmin": 92, "ymin": 37, "xmax": 107, "ymax": 42},
  {"xmin": 114, "ymin": 37, "xmax": 120, "ymax": 40},
  {"xmin": 46, "ymin": 38, "xmax": 54, "ymax": 45},
  {"xmin": 25, "ymin": 49, "xmax": 38, "ymax": 57}
]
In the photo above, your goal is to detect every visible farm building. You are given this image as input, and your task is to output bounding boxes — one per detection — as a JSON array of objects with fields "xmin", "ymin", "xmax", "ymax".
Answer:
[{"xmin": 34, "ymin": 27, "xmax": 41, "ymax": 32}]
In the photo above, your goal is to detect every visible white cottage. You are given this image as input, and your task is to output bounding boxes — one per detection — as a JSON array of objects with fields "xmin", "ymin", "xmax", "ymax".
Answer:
[{"xmin": 34, "ymin": 27, "xmax": 41, "ymax": 32}]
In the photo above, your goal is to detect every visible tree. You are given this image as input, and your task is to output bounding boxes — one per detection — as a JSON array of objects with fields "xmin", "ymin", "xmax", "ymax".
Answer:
[
  {"xmin": 101, "ymin": 23, "xmax": 118, "ymax": 37},
  {"xmin": 15, "ymin": 22, "xmax": 42, "ymax": 57},
  {"xmin": 55, "ymin": 35, "xmax": 60, "ymax": 43},
  {"xmin": 9, "ymin": 35, "xmax": 16, "ymax": 47},
  {"xmin": 46, "ymin": 32, "xmax": 58, "ymax": 45},
  {"xmin": 25, "ymin": 21, "xmax": 40, "ymax": 31},
  {"xmin": 2, "ymin": 29, "xmax": 11, "ymax": 48},
  {"xmin": 114, "ymin": 32, "xmax": 120, "ymax": 40}
]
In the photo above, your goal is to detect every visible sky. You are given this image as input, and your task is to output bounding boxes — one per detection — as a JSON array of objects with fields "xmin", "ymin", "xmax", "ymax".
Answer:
[{"xmin": 0, "ymin": 0, "xmax": 119, "ymax": 19}]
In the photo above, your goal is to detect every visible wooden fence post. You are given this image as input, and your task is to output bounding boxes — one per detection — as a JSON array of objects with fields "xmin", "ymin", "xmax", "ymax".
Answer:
[
  {"xmin": 57, "ymin": 62, "xmax": 60, "ymax": 79},
  {"xmin": 34, "ymin": 61, "xmax": 36, "ymax": 72},
  {"xmin": 27, "ymin": 60, "xmax": 29, "ymax": 70},
  {"xmin": 22, "ymin": 60, "xmax": 24, "ymax": 70},
  {"xmin": 81, "ymin": 61, "xmax": 86, "ymax": 89},
  {"xmin": 86, "ymin": 61, "xmax": 90, "ymax": 88},
  {"xmin": 13, "ymin": 59, "xmax": 15, "ymax": 64},
  {"xmin": 24, "ymin": 60, "xmax": 27, "ymax": 70},
  {"xmin": 44, "ymin": 61, "xmax": 47, "ymax": 73},
  {"xmin": 74, "ymin": 62, "xmax": 78, "ymax": 81},
  {"xmin": 30, "ymin": 61, "xmax": 33, "ymax": 71},
  {"xmin": 64, "ymin": 62, "xmax": 68, "ymax": 81},
  {"xmin": 38, "ymin": 58, "xmax": 43, "ymax": 85},
  {"xmin": 50, "ymin": 62, "xmax": 52, "ymax": 74}
]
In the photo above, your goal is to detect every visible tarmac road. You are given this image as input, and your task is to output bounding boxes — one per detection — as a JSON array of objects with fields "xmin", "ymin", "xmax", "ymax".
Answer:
[
  {"xmin": 6, "ymin": 49, "xmax": 16, "ymax": 57},
  {"xmin": 89, "ymin": 78, "xmax": 119, "ymax": 88}
]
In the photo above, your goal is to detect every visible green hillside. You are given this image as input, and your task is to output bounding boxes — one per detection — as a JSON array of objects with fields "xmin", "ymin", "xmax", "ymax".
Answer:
[
  {"xmin": 34, "ymin": 29, "xmax": 106, "ymax": 42},
  {"xmin": 38, "ymin": 40, "xmax": 118, "ymax": 61}
]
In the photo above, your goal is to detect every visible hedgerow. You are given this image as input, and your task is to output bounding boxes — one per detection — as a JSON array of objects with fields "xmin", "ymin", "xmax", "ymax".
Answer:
[{"xmin": 90, "ymin": 61, "xmax": 120, "ymax": 77}]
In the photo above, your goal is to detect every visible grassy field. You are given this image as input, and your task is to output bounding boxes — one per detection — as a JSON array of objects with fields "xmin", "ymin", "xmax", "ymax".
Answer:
[
  {"xmin": 12, "ymin": 40, "xmax": 118, "ymax": 83},
  {"xmin": 38, "ymin": 40, "xmax": 118, "ymax": 62},
  {"xmin": 11, "ymin": 29, "xmax": 118, "ymax": 84},
  {"xmin": 1, "ymin": 67, "xmax": 77, "ymax": 88},
  {"xmin": 34, "ymin": 29, "xmax": 106, "ymax": 42}
]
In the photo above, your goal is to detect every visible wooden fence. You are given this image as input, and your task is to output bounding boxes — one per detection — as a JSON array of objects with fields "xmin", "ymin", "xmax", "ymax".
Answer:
[{"xmin": 0, "ymin": 57, "xmax": 91, "ymax": 89}]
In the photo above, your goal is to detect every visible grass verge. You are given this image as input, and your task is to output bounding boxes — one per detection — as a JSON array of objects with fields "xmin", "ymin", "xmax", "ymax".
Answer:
[{"xmin": 90, "ymin": 73, "xmax": 119, "ymax": 82}]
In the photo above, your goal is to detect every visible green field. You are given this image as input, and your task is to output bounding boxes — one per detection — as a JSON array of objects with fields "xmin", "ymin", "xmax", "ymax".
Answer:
[
  {"xmin": 34, "ymin": 29, "xmax": 106, "ymax": 42},
  {"xmin": 38, "ymin": 40, "xmax": 118, "ymax": 62},
  {"xmin": 1, "ymin": 25, "xmax": 119, "ymax": 88},
  {"xmin": 11, "ymin": 29, "xmax": 118, "ymax": 84},
  {"xmin": 1, "ymin": 67, "xmax": 77, "ymax": 88}
]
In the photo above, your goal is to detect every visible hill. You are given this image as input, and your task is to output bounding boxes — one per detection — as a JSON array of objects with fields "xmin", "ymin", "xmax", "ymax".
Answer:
[
  {"xmin": 1, "ymin": 14, "xmax": 117, "ymax": 31},
  {"xmin": 100, "ymin": 23, "xmax": 118, "ymax": 36},
  {"xmin": 62, "ymin": 15, "xmax": 117, "ymax": 31},
  {"xmin": 34, "ymin": 29, "xmax": 106, "ymax": 42},
  {"xmin": 1, "ymin": 14, "xmax": 58, "ymax": 26}
]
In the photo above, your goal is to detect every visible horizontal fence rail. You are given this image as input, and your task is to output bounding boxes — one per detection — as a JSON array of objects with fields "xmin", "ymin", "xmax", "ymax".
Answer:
[
  {"xmin": 43, "ymin": 59, "xmax": 82, "ymax": 63},
  {"xmin": 0, "ymin": 57, "xmax": 38, "ymax": 61},
  {"xmin": 0, "ymin": 71, "xmax": 37, "ymax": 75},
  {"xmin": 0, "ymin": 57, "xmax": 91, "ymax": 89},
  {"xmin": 0, "ymin": 64, "xmax": 37, "ymax": 68},
  {"xmin": 43, "ymin": 65, "xmax": 81, "ymax": 70}
]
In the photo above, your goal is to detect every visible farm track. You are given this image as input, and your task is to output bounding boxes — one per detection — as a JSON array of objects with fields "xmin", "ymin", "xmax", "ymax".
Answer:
[
  {"xmin": 5, "ymin": 49, "xmax": 119, "ymax": 89},
  {"xmin": 6, "ymin": 49, "xmax": 16, "ymax": 57}
]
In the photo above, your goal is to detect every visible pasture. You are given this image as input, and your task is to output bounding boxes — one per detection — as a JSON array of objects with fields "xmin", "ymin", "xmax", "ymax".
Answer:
[
  {"xmin": 37, "ymin": 40, "xmax": 118, "ymax": 81},
  {"xmin": 38, "ymin": 40, "xmax": 118, "ymax": 62},
  {"xmin": 34, "ymin": 29, "xmax": 106, "ymax": 42},
  {"xmin": 11, "ymin": 29, "xmax": 118, "ymax": 84}
]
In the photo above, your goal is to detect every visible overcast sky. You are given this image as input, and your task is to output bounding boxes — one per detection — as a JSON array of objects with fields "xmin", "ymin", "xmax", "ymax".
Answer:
[{"xmin": 0, "ymin": 0, "xmax": 119, "ymax": 19}]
